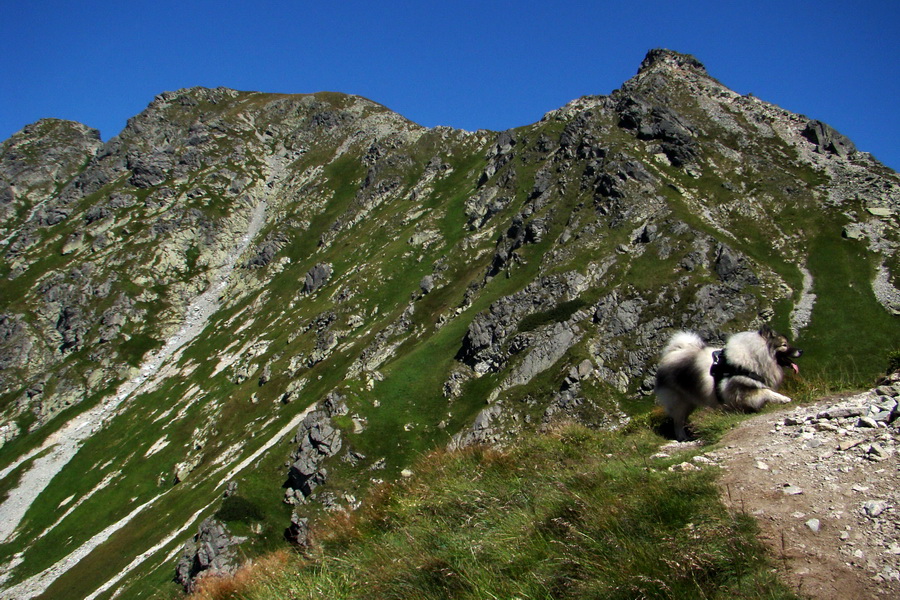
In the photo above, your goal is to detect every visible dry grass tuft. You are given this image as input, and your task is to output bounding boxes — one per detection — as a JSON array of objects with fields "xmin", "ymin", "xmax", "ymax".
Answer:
[{"xmin": 187, "ymin": 549, "xmax": 293, "ymax": 600}]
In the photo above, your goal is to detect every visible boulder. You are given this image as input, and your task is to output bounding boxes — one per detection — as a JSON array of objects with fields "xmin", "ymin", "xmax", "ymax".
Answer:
[
  {"xmin": 802, "ymin": 120, "xmax": 856, "ymax": 157},
  {"xmin": 174, "ymin": 518, "xmax": 244, "ymax": 592},
  {"xmin": 286, "ymin": 406, "xmax": 343, "ymax": 497},
  {"xmin": 285, "ymin": 513, "xmax": 310, "ymax": 546},
  {"xmin": 303, "ymin": 263, "xmax": 333, "ymax": 294},
  {"xmin": 714, "ymin": 244, "xmax": 759, "ymax": 289},
  {"xmin": 420, "ymin": 275, "xmax": 435, "ymax": 294}
]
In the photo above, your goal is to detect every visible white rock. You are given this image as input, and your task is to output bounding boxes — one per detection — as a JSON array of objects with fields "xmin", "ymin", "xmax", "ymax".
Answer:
[
  {"xmin": 669, "ymin": 462, "xmax": 700, "ymax": 472},
  {"xmin": 862, "ymin": 500, "xmax": 888, "ymax": 518}
]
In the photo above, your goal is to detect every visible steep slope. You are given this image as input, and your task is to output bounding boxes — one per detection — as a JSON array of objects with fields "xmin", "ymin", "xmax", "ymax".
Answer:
[{"xmin": 0, "ymin": 49, "xmax": 897, "ymax": 599}]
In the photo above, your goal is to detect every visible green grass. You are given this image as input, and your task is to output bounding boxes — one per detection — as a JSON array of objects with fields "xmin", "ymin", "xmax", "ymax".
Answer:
[
  {"xmin": 800, "ymin": 232, "xmax": 900, "ymax": 385},
  {"xmin": 217, "ymin": 495, "xmax": 266, "ymax": 524},
  {"xmin": 225, "ymin": 425, "xmax": 796, "ymax": 600},
  {"xmin": 119, "ymin": 333, "xmax": 163, "ymax": 367}
]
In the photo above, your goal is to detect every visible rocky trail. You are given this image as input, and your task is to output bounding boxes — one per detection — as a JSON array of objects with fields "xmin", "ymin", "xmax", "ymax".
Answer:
[
  {"xmin": 661, "ymin": 372, "xmax": 900, "ymax": 599},
  {"xmin": 0, "ymin": 201, "xmax": 266, "ymax": 595}
]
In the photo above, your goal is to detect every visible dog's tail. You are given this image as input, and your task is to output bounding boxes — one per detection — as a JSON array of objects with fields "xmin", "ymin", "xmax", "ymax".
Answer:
[{"xmin": 661, "ymin": 331, "xmax": 706, "ymax": 356}]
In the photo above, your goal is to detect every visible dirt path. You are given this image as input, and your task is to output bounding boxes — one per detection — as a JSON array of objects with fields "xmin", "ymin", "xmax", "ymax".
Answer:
[{"xmin": 706, "ymin": 376, "xmax": 900, "ymax": 599}]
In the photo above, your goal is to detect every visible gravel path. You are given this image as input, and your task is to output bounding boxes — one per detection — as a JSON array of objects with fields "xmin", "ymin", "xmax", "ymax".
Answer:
[{"xmin": 668, "ymin": 373, "xmax": 900, "ymax": 599}]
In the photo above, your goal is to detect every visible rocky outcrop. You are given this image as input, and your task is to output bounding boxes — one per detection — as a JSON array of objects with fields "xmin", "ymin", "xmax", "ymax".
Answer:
[
  {"xmin": 0, "ymin": 119, "xmax": 102, "ymax": 222},
  {"xmin": 284, "ymin": 392, "xmax": 348, "ymax": 504},
  {"xmin": 457, "ymin": 271, "xmax": 590, "ymax": 373},
  {"xmin": 802, "ymin": 119, "xmax": 857, "ymax": 157},
  {"xmin": 284, "ymin": 512, "xmax": 310, "ymax": 546},
  {"xmin": 174, "ymin": 518, "xmax": 245, "ymax": 592},
  {"xmin": 303, "ymin": 263, "xmax": 333, "ymax": 294}
]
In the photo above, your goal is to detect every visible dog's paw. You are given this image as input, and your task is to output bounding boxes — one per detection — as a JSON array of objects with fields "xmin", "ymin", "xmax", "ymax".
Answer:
[{"xmin": 774, "ymin": 393, "xmax": 792, "ymax": 404}]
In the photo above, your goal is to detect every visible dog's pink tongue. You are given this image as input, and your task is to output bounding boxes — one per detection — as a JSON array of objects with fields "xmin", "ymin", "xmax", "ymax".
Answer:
[{"xmin": 791, "ymin": 363, "xmax": 799, "ymax": 374}]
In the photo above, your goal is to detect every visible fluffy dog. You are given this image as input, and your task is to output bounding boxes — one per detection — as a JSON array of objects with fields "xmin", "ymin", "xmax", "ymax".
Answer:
[{"xmin": 655, "ymin": 325, "xmax": 802, "ymax": 441}]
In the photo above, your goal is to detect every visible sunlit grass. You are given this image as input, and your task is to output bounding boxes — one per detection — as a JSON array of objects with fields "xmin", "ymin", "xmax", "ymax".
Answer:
[{"xmin": 194, "ymin": 424, "xmax": 796, "ymax": 600}]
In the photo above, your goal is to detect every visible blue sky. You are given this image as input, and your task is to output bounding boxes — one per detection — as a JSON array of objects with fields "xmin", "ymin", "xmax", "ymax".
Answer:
[{"xmin": 2, "ymin": 1, "xmax": 898, "ymax": 171}]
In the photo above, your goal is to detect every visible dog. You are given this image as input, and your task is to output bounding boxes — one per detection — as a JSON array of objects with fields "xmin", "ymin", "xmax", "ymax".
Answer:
[{"xmin": 655, "ymin": 325, "xmax": 802, "ymax": 441}]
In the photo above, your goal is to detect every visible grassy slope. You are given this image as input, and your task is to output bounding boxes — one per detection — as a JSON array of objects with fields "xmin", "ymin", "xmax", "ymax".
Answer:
[
  {"xmin": 198, "ymin": 422, "xmax": 797, "ymax": 600},
  {"xmin": 11, "ymin": 133, "xmax": 495, "ymax": 599}
]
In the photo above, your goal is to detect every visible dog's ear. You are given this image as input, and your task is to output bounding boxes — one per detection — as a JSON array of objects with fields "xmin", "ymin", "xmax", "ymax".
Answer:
[{"xmin": 758, "ymin": 324, "xmax": 775, "ymax": 340}]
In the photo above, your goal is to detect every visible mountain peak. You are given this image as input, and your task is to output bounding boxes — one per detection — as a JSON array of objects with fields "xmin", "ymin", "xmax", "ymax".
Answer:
[{"xmin": 637, "ymin": 48, "xmax": 707, "ymax": 75}]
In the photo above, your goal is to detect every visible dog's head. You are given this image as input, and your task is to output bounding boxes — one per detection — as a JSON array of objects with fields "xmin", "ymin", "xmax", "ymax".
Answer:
[{"xmin": 759, "ymin": 325, "xmax": 802, "ymax": 374}]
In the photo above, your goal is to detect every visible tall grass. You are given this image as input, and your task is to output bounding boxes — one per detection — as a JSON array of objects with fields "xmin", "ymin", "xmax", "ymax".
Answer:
[{"xmin": 196, "ymin": 425, "xmax": 796, "ymax": 600}]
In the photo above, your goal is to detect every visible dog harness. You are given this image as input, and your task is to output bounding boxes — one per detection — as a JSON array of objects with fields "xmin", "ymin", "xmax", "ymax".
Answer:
[{"xmin": 710, "ymin": 349, "xmax": 766, "ymax": 403}]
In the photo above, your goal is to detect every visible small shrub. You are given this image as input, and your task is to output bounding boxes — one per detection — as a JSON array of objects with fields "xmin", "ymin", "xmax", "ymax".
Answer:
[
  {"xmin": 188, "ymin": 550, "xmax": 292, "ymax": 600},
  {"xmin": 517, "ymin": 298, "xmax": 588, "ymax": 333},
  {"xmin": 216, "ymin": 495, "xmax": 264, "ymax": 523},
  {"xmin": 887, "ymin": 349, "xmax": 900, "ymax": 375}
]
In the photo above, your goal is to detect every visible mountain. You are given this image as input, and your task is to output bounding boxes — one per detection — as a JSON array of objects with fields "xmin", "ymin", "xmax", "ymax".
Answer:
[{"xmin": 0, "ymin": 48, "xmax": 898, "ymax": 599}]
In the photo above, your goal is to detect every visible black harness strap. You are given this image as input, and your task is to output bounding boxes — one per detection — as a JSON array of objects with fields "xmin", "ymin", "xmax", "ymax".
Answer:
[{"xmin": 710, "ymin": 349, "xmax": 766, "ymax": 403}]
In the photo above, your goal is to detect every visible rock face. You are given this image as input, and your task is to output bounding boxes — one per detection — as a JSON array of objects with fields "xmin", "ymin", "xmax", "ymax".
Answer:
[{"xmin": 0, "ymin": 49, "xmax": 899, "ymax": 600}]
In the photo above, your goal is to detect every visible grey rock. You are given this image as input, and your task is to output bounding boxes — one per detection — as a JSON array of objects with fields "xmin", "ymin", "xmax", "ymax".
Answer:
[
  {"xmin": 505, "ymin": 322, "xmax": 581, "ymax": 388},
  {"xmin": 297, "ymin": 468, "xmax": 327, "ymax": 497},
  {"xmin": 244, "ymin": 233, "xmax": 288, "ymax": 269},
  {"xmin": 448, "ymin": 404, "xmax": 504, "ymax": 450},
  {"xmin": 457, "ymin": 271, "xmax": 587, "ymax": 370},
  {"xmin": 56, "ymin": 305, "xmax": 86, "ymax": 352},
  {"xmin": 857, "ymin": 416, "xmax": 879, "ymax": 428},
  {"xmin": 223, "ymin": 481, "xmax": 238, "ymax": 498},
  {"xmin": 303, "ymin": 263, "xmax": 333, "ymax": 294},
  {"xmin": 174, "ymin": 518, "xmax": 243, "ymax": 592},
  {"xmin": 285, "ymin": 513, "xmax": 309, "ymax": 546},
  {"xmin": 872, "ymin": 410, "xmax": 893, "ymax": 423},
  {"xmin": 322, "ymin": 391, "xmax": 349, "ymax": 417},
  {"xmin": 290, "ymin": 453, "xmax": 320, "ymax": 480},
  {"xmin": 714, "ymin": 244, "xmax": 759, "ymax": 289},
  {"xmin": 875, "ymin": 386, "xmax": 898, "ymax": 398},
  {"xmin": 258, "ymin": 364, "xmax": 271, "ymax": 386},
  {"xmin": 127, "ymin": 150, "xmax": 174, "ymax": 188},
  {"xmin": 818, "ymin": 406, "xmax": 867, "ymax": 420},
  {"xmin": 802, "ymin": 120, "xmax": 856, "ymax": 157},
  {"xmin": 863, "ymin": 500, "xmax": 888, "ymax": 518},
  {"xmin": 866, "ymin": 444, "xmax": 890, "ymax": 460},
  {"xmin": 286, "ymin": 403, "xmax": 344, "ymax": 498}
]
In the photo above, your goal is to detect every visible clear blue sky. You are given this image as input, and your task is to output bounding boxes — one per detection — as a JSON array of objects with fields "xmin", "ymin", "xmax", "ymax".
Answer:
[{"xmin": 2, "ymin": 1, "xmax": 898, "ymax": 171}]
